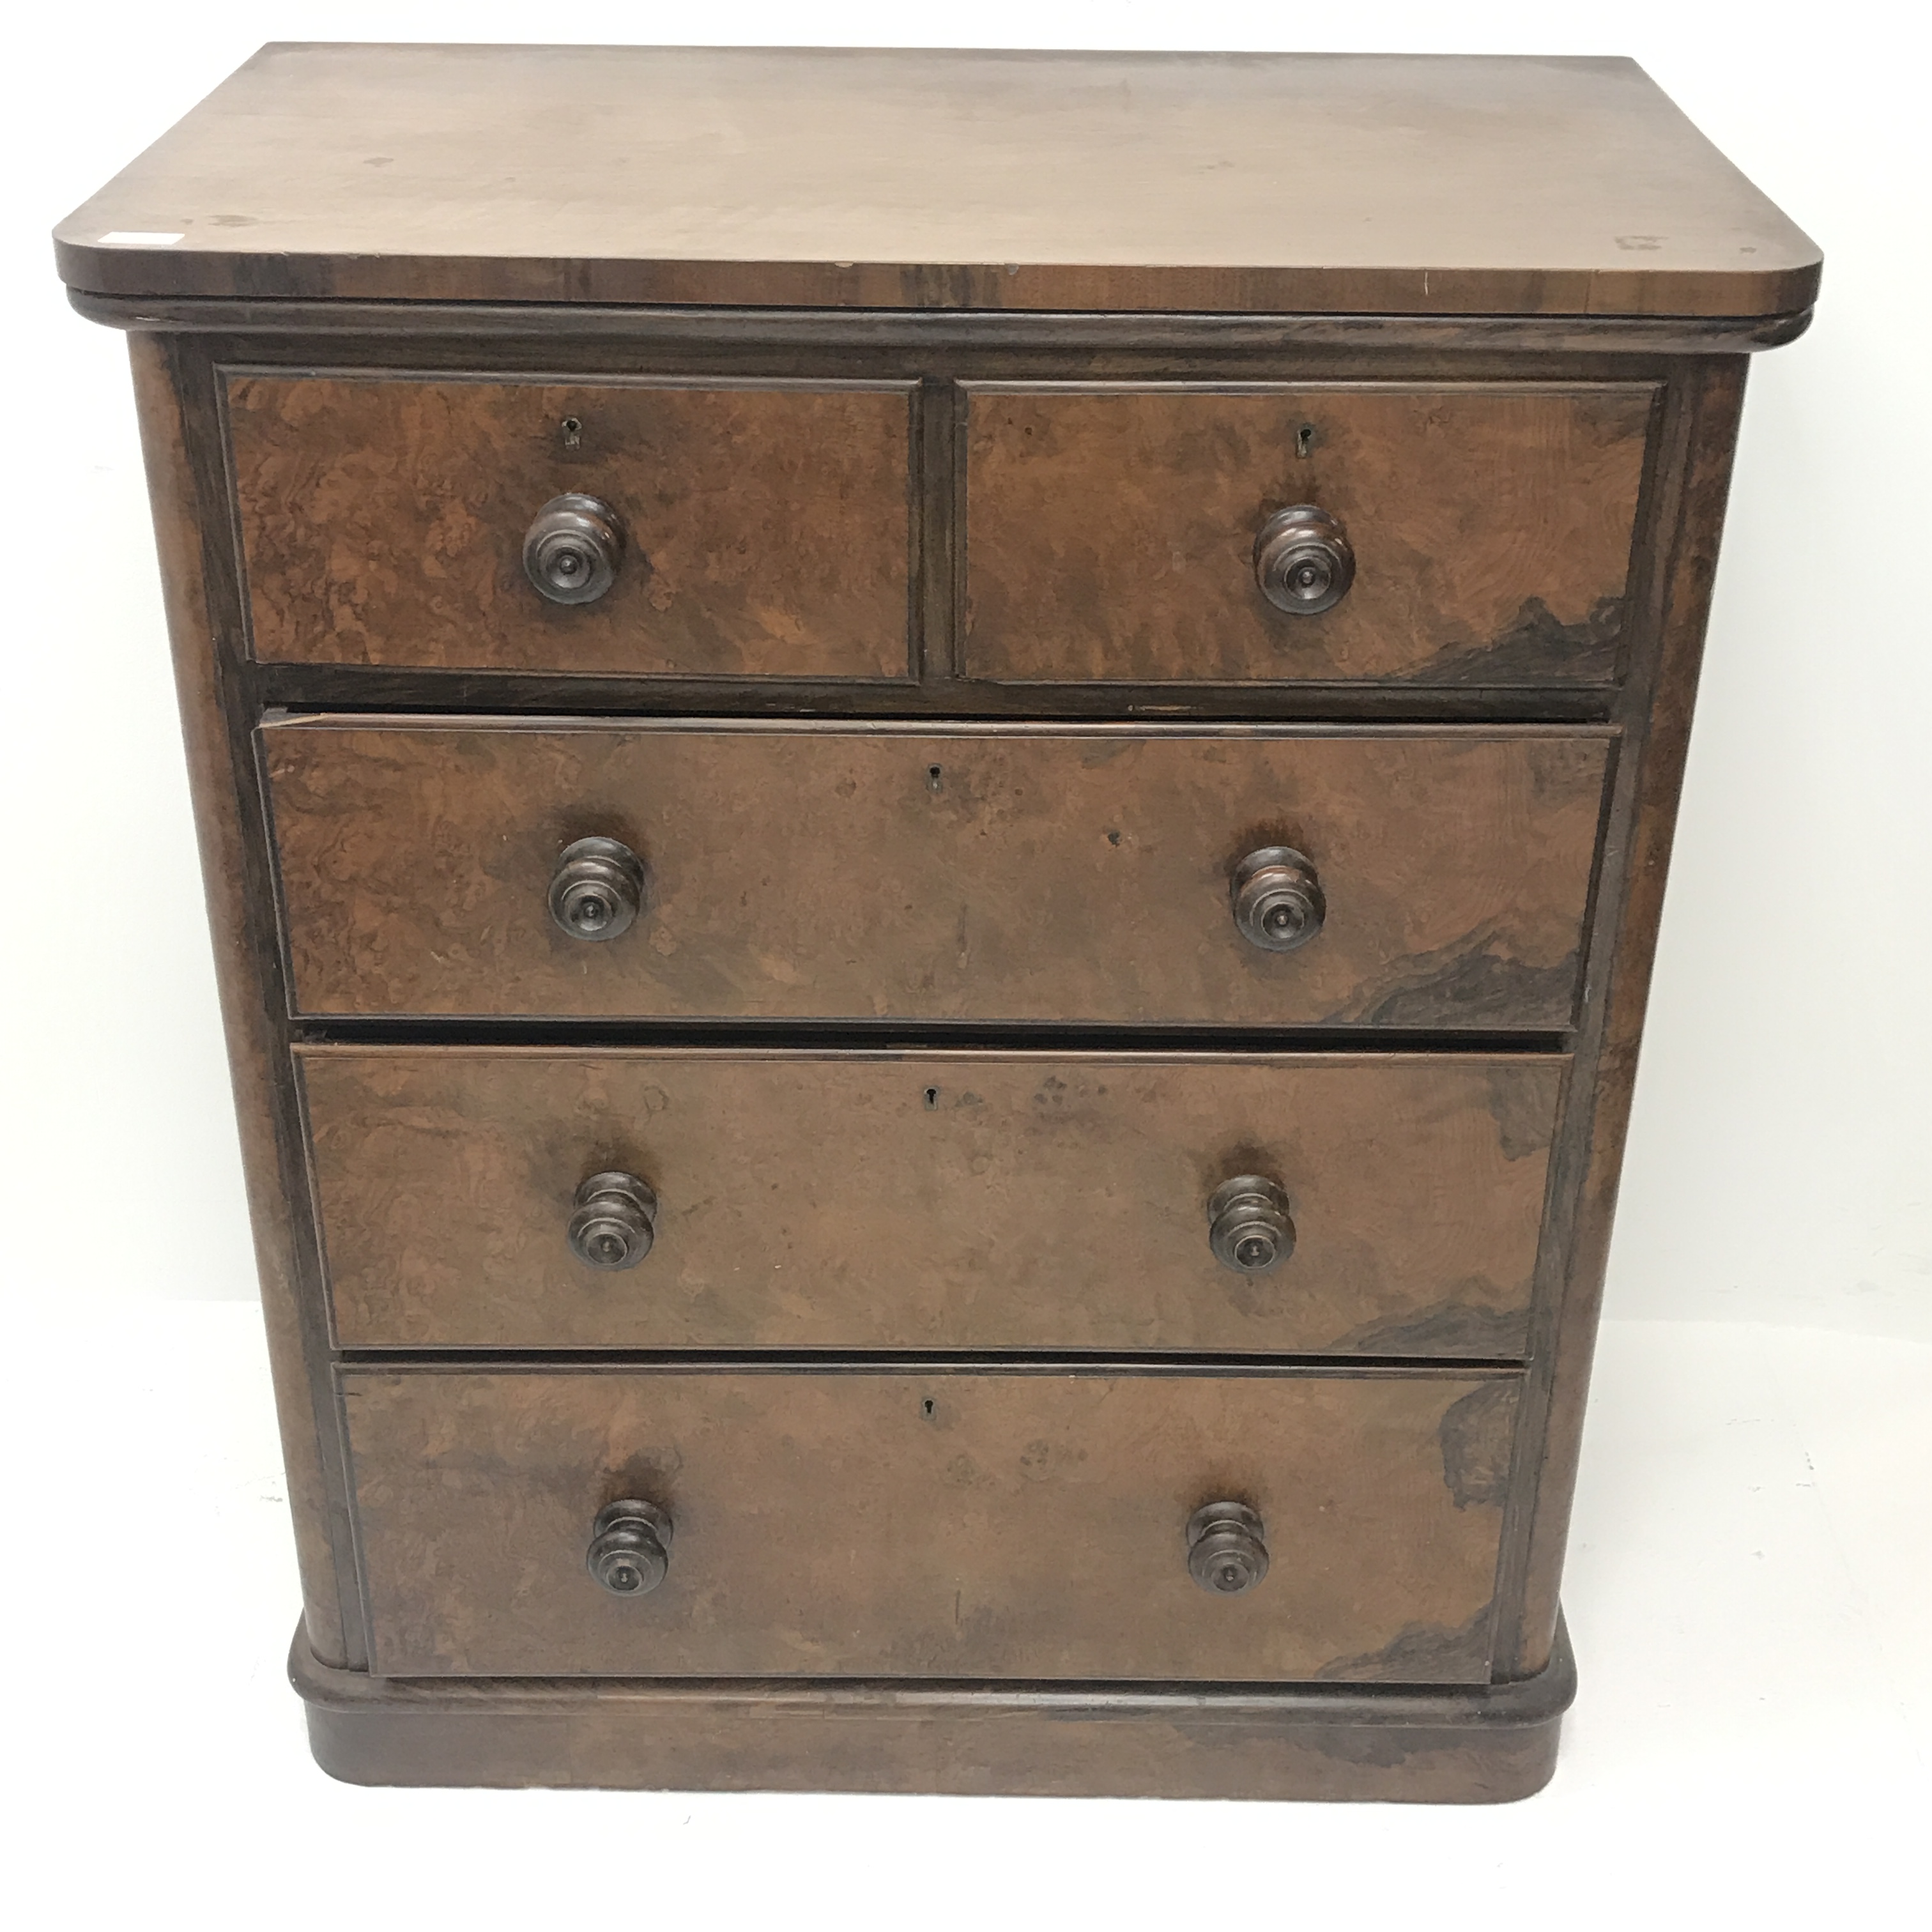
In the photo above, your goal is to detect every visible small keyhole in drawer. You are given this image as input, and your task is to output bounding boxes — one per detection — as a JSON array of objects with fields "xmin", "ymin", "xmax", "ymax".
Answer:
[
  {"xmin": 922, "ymin": 1398, "xmax": 937, "ymax": 1418},
  {"xmin": 560, "ymin": 415, "xmax": 582, "ymax": 449},
  {"xmin": 923, "ymin": 1086, "xmax": 940, "ymax": 1110},
  {"xmin": 1296, "ymin": 423, "xmax": 1317, "ymax": 457},
  {"xmin": 926, "ymin": 764, "xmax": 944, "ymax": 792}
]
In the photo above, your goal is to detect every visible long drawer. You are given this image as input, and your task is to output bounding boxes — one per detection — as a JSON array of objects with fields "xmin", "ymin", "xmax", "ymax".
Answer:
[
  {"xmin": 342, "ymin": 1367, "xmax": 1517, "ymax": 1681},
  {"xmin": 301, "ymin": 1047, "xmax": 1561, "ymax": 1354},
  {"xmin": 262, "ymin": 721, "xmax": 1612, "ymax": 1027}
]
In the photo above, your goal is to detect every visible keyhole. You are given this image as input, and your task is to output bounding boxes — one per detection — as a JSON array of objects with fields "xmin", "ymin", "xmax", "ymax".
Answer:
[
  {"xmin": 560, "ymin": 415, "xmax": 582, "ymax": 448},
  {"xmin": 923, "ymin": 1086, "xmax": 940, "ymax": 1110},
  {"xmin": 1296, "ymin": 423, "xmax": 1317, "ymax": 457},
  {"xmin": 922, "ymin": 1398, "xmax": 937, "ymax": 1418},
  {"xmin": 926, "ymin": 764, "xmax": 944, "ymax": 793}
]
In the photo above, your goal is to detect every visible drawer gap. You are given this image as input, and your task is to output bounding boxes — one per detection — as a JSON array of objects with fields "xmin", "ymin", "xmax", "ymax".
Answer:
[
  {"xmin": 332, "ymin": 1351, "xmax": 1528, "ymax": 1376},
  {"xmin": 291, "ymin": 1018, "xmax": 1572, "ymax": 1055}
]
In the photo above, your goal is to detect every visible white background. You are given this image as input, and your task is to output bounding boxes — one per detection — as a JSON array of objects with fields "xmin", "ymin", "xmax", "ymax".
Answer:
[{"xmin": 2, "ymin": 4, "xmax": 1928, "ymax": 1927}]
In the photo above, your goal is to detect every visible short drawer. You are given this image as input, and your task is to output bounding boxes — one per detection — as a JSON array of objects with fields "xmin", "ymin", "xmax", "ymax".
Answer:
[
  {"xmin": 963, "ymin": 383, "xmax": 1656, "ymax": 686},
  {"xmin": 300, "ymin": 1047, "xmax": 1563, "ymax": 1354},
  {"xmin": 342, "ymin": 1367, "xmax": 1517, "ymax": 1681},
  {"xmin": 224, "ymin": 373, "xmax": 914, "ymax": 679},
  {"xmin": 262, "ymin": 720, "xmax": 1611, "ymax": 1028}
]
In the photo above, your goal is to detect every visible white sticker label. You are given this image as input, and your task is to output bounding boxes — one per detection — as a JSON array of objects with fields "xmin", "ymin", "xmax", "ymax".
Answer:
[{"xmin": 97, "ymin": 230, "xmax": 185, "ymax": 246}]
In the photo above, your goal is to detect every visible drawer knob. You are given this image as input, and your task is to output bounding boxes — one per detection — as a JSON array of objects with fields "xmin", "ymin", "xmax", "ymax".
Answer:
[
  {"xmin": 524, "ymin": 493, "xmax": 627, "ymax": 604},
  {"xmin": 1231, "ymin": 846, "xmax": 1325, "ymax": 953},
  {"xmin": 1187, "ymin": 1501, "xmax": 1269, "ymax": 1595},
  {"xmin": 1254, "ymin": 504, "xmax": 1354, "ymax": 615},
  {"xmin": 569, "ymin": 1172, "xmax": 658, "ymax": 1269},
  {"xmin": 1208, "ymin": 1175, "xmax": 1295, "ymax": 1275},
  {"xmin": 549, "ymin": 836, "xmax": 647, "ymax": 942},
  {"xmin": 587, "ymin": 1499, "xmax": 673, "ymax": 1597}
]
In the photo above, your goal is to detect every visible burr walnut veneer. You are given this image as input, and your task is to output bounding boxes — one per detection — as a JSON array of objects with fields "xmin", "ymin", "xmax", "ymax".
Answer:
[{"xmin": 61, "ymin": 43, "xmax": 1818, "ymax": 1801}]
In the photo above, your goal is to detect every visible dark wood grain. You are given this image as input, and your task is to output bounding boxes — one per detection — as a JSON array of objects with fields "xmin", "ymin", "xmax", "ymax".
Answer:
[
  {"xmin": 226, "ymin": 374, "xmax": 914, "ymax": 678},
  {"xmin": 295, "ymin": 1620, "xmax": 1575, "ymax": 1800},
  {"xmin": 341, "ymin": 1367, "xmax": 1515, "ymax": 1681},
  {"xmin": 127, "ymin": 335, "xmax": 356, "ymax": 1667},
  {"xmin": 68, "ymin": 292, "xmax": 1818, "ymax": 357},
  {"xmin": 55, "ymin": 46, "xmax": 1820, "ymax": 318},
  {"xmin": 262, "ymin": 720, "xmax": 1612, "ymax": 1028},
  {"xmin": 1496, "ymin": 358, "xmax": 1753, "ymax": 1678},
  {"xmin": 965, "ymin": 385, "xmax": 1655, "ymax": 686},
  {"xmin": 299, "ymin": 1046, "xmax": 1563, "ymax": 1354}
]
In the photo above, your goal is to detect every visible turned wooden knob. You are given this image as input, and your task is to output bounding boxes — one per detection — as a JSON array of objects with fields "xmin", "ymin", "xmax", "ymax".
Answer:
[
  {"xmin": 1208, "ymin": 1175, "xmax": 1295, "ymax": 1275},
  {"xmin": 586, "ymin": 1499, "xmax": 672, "ymax": 1596},
  {"xmin": 524, "ymin": 493, "xmax": 626, "ymax": 604},
  {"xmin": 569, "ymin": 1172, "xmax": 657, "ymax": 1269},
  {"xmin": 1231, "ymin": 846, "xmax": 1325, "ymax": 953},
  {"xmin": 1187, "ymin": 1501, "xmax": 1269, "ymax": 1595},
  {"xmin": 1254, "ymin": 504, "xmax": 1354, "ymax": 615},
  {"xmin": 548, "ymin": 836, "xmax": 647, "ymax": 941}
]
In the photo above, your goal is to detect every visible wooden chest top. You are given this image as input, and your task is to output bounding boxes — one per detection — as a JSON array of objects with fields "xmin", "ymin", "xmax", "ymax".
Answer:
[{"xmin": 54, "ymin": 43, "xmax": 1820, "ymax": 317}]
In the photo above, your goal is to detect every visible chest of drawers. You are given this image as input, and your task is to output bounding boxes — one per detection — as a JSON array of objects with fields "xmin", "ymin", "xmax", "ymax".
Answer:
[{"xmin": 58, "ymin": 43, "xmax": 1819, "ymax": 1801}]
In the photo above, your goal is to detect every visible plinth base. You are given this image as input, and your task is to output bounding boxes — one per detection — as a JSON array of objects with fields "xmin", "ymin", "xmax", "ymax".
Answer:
[{"xmin": 293, "ymin": 1620, "xmax": 1574, "ymax": 1803}]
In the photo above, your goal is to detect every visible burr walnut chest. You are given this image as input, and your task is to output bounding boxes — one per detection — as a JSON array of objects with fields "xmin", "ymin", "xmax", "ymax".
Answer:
[{"xmin": 59, "ymin": 43, "xmax": 1819, "ymax": 1801}]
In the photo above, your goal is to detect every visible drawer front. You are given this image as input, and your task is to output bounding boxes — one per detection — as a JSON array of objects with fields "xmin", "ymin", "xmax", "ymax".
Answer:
[
  {"xmin": 343, "ymin": 1368, "xmax": 1516, "ymax": 1681},
  {"xmin": 302, "ymin": 1048, "xmax": 1562, "ymax": 1354},
  {"xmin": 226, "ymin": 374, "xmax": 914, "ymax": 679},
  {"xmin": 263, "ymin": 721, "xmax": 1611, "ymax": 1027},
  {"xmin": 964, "ymin": 384, "xmax": 1656, "ymax": 686}
]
